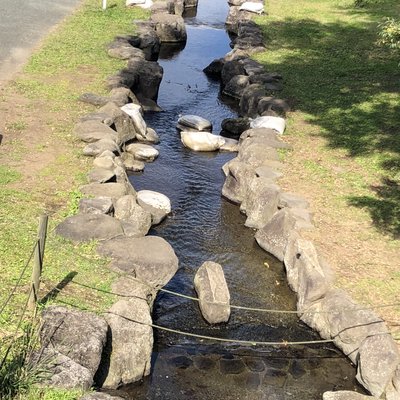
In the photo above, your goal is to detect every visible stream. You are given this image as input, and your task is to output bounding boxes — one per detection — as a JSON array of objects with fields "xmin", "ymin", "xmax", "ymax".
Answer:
[{"xmin": 117, "ymin": 1, "xmax": 365, "ymax": 398}]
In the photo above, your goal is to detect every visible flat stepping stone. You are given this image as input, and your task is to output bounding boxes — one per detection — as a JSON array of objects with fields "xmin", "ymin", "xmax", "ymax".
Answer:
[
  {"xmin": 121, "ymin": 152, "xmax": 145, "ymax": 172},
  {"xmin": 219, "ymin": 137, "xmax": 239, "ymax": 152},
  {"xmin": 55, "ymin": 214, "xmax": 124, "ymax": 242},
  {"xmin": 87, "ymin": 168, "xmax": 116, "ymax": 184},
  {"xmin": 137, "ymin": 190, "xmax": 171, "ymax": 225},
  {"xmin": 181, "ymin": 131, "xmax": 225, "ymax": 152},
  {"xmin": 250, "ymin": 116, "xmax": 286, "ymax": 134},
  {"xmin": 83, "ymin": 139, "xmax": 120, "ymax": 157},
  {"xmin": 125, "ymin": 143, "xmax": 159, "ymax": 162},
  {"xmin": 79, "ymin": 197, "xmax": 114, "ymax": 215},
  {"xmin": 178, "ymin": 115, "xmax": 212, "ymax": 131}
]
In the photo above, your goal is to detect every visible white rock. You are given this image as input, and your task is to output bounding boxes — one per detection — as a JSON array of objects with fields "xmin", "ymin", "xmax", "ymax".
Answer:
[
  {"xmin": 125, "ymin": 143, "xmax": 159, "ymax": 162},
  {"xmin": 239, "ymin": 2, "xmax": 264, "ymax": 14},
  {"xmin": 178, "ymin": 115, "xmax": 212, "ymax": 131},
  {"xmin": 181, "ymin": 131, "xmax": 225, "ymax": 152},
  {"xmin": 120, "ymin": 104, "xmax": 147, "ymax": 138},
  {"xmin": 250, "ymin": 116, "xmax": 286, "ymax": 134},
  {"xmin": 126, "ymin": 0, "xmax": 146, "ymax": 5},
  {"xmin": 137, "ymin": 190, "xmax": 171, "ymax": 225},
  {"xmin": 137, "ymin": 0, "xmax": 153, "ymax": 8}
]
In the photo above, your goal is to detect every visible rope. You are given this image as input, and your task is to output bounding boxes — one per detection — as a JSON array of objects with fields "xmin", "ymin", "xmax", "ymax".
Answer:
[{"xmin": 0, "ymin": 240, "xmax": 38, "ymax": 317}]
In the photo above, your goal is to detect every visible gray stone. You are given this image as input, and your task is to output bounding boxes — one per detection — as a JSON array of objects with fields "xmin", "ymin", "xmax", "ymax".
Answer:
[
  {"xmin": 87, "ymin": 168, "xmax": 116, "ymax": 184},
  {"xmin": 111, "ymin": 276, "xmax": 154, "ymax": 302},
  {"xmin": 323, "ymin": 392, "xmax": 376, "ymax": 400},
  {"xmin": 83, "ymin": 139, "xmax": 120, "ymax": 157},
  {"xmin": 225, "ymin": 6, "xmax": 252, "ymax": 35},
  {"xmin": 239, "ymin": 128, "xmax": 291, "ymax": 149},
  {"xmin": 356, "ymin": 335, "xmax": 400, "ymax": 397},
  {"xmin": 290, "ymin": 207, "xmax": 314, "ymax": 230},
  {"xmin": 80, "ymin": 112, "xmax": 114, "ymax": 125},
  {"xmin": 221, "ymin": 59, "xmax": 246, "ymax": 88},
  {"xmin": 55, "ymin": 214, "xmax": 124, "ymax": 242},
  {"xmin": 99, "ymin": 102, "xmax": 138, "ymax": 145},
  {"xmin": 222, "ymin": 159, "xmax": 256, "ymax": 204},
  {"xmin": 386, "ymin": 366, "xmax": 400, "ymax": 400},
  {"xmin": 151, "ymin": 13, "xmax": 187, "ymax": 43},
  {"xmin": 80, "ymin": 182, "xmax": 128, "ymax": 199},
  {"xmin": 203, "ymin": 58, "xmax": 225, "ymax": 78},
  {"xmin": 98, "ymin": 236, "xmax": 179, "ymax": 288},
  {"xmin": 75, "ymin": 120, "xmax": 118, "ymax": 143},
  {"xmin": 244, "ymin": 357, "xmax": 265, "ymax": 372},
  {"xmin": 136, "ymin": 22, "xmax": 161, "ymax": 60},
  {"xmin": 184, "ymin": 0, "xmax": 198, "ymax": 7},
  {"xmin": 127, "ymin": 57, "xmax": 163, "ymax": 102},
  {"xmin": 258, "ymin": 97, "xmax": 290, "ymax": 116},
  {"xmin": 93, "ymin": 156, "xmax": 115, "ymax": 170},
  {"xmin": 238, "ymin": 140, "xmax": 280, "ymax": 168},
  {"xmin": 278, "ymin": 192, "xmax": 310, "ymax": 210},
  {"xmin": 255, "ymin": 166, "xmax": 283, "ymax": 181},
  {"xmin": 284, "ymin": 238, "xmax": 334, "ymax": 310},
  {"xmin": 114, "ymin": 195, "xmax": 152, "ymax": 237},
  {"xmin": 194, "ymin": 261, "xmax": 231, "ymax": 324},
  {"xmin": 33, "ymin": 348, "xmax": 93, "ymax": 390},
  {"xmin": 108, "ymin": 43, "xmax": 145, "ymax": 60},
  {"xmin": 300, "ymin": 289, "xmax": 389, "ymax": 363},
  {"xmin": 79, "ymin": 197, "xmax": 114, "ymax": 215},
  {"xmin": 79, "ymin": 93, "xmax": 109, "ymax": 107},
  {"xmin": 223, "ymin": 75, "xmax": 250, "ymax": 99},
  {"xmin": 109, "ymin": 87, "xmax": 139, "ymax": 107},
  {"xmin": 241, "ymin": 179, "xmax": 280, "ymax": 229},
  {"xmin": 125, "ymin": 143, "xmax": 159, "ymax": 162},
  {"xmin": 137, "ymin": 127, "xmax": 160, "ymax": 144},
  {"xmin": 80, "ymin": 393, "xmax": 125, "ymax": 400},
  {"xmin": 221, "ymin": 117, "xmax": 250, "ymax": 140},
  {"xmin": 137, "ymin": 190, "xmax": 171, "ymax": 225},
  {"xmin": 121, "ymin": 152, "xmax": 145, "ymax": 172},
  {"xmin": 101, "ymin": 298, "xmax": 153, "ymax": 389},
  {"xmin": 40, "ymin": 306, "xmax": 108, "ymax": 383},
  {"xmin": 239, "ymin": 84, "xmax": 266, "ymax": 117},
  {"xmin": 220, "ymin": 358, "xmax": 245, "ymax": 374},
  {"xmin": 255, "ymin": 209, "xmax": 297, "ymax": 261},
  {"xmin": 219, "ymin": 137, "xmax": 239, "ymax": 152}
]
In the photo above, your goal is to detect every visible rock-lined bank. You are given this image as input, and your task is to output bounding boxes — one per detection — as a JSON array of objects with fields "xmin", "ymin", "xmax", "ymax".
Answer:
[
  {"xmin": 205, "ymin": 1, "xmax": 400, "ymax": 399},
  {"xmin": 35, "ymin": 0, "xmax": 399, "ymax": 399}
]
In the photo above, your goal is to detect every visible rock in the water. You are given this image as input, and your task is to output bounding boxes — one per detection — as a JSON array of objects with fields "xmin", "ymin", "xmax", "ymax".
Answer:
[
  {"xmin": 239, "ymin": 84, "xmax": 265, "ymax": 117},
  {"xmin": 114, "ymin": 195, "xmax": 152, "ymax": 237},
  {"xmin": 80, "ymin": 182, "xmax": 128, "ymax": 199},
  {"xmin": 137, "ymin": 127, "xmax": 160, "ymax": 144},
  {"xmin": 250, "ymin": 116, "xmax": 286, "ymax": 134},
  {"xmin": 79, "ymin": 197, "xmax": 114, "ymax": 215},
  {"xmin": 93, "ymin": 155, "xmax": 116, "ymax": 170},
  {"xmin": 121, "ymin": 152, "xmax": 145, "ymax": 172},
  {"xmin": 120, "ymin": 103, "xmax": 147, "ymax": 139},
  {"xmin": 223, "ymin": 75, "xmax": 250, "ymax": 99},
  {"xmin": 181, "ymin": 131, "xmax": 225, "ymax": 152},
  {"xmin": 40, "ymin": 306, "xmax": 108, "ymax": 385},
  {"xmin": 136, "ymin": 190, "xmax": 171, "ymax": 225},
  {"xmin": 356, "ymin": 335, "xmax": 400, "ymax": 397},
  {"xmin": 221, "ymin": 117, "xmax": 250, "ymax": 140},
  {"xmin": 203, "ymin": 58, "xmax": 225, "ymax": 77},
  {"xmin": 219, "ymin": 137, "xmax": 239, "ymax": 152},
  {"xmin": 55, "ymin": 214, "xmax": 124, "ymax": 242},
  {"xmin": 98, "ymin": 236, "xmax": 179, "ymax": 287},
  {"xmin": 255, "ymin": 209, "xmax": 297, "ymax": 261},
  {"xmin": 100, "ymin": 298, "xmax": 153, "ymax": 389},
  {"xmin": 151, "ymin": 13, "xmax": 187, "ymax": 43},
  {"xmin": 178, "ymin": 115, "xmax": 212, "ymax": 131},
  {"xmin": 125, "ymin": 143, "xmax": 159, "ymax": 162},
  {"xmin": 194, "ymin": 261, "xmax": 231, "ymax": 324}
]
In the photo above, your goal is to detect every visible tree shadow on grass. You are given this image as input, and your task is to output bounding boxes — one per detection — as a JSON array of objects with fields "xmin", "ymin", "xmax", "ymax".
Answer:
[{"xmin": 256, "ymin": 11, "xmax": 400, "ymax": 237}]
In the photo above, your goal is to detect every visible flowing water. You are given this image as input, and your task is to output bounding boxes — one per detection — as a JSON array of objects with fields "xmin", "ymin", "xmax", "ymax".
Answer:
[{"xmin": 114, "ymin": 1, "xmax": 366, "ymax": 398}]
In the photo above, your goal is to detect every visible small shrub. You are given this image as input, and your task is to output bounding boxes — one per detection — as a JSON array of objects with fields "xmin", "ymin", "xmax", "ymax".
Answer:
[{"xmin": 377, "ymin": 17, "xmax": 400, "ymax": 50}]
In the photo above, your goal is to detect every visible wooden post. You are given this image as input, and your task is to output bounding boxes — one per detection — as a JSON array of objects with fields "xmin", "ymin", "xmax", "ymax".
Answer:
[
  {"xmin": 28, "ymin": 215, "xmax": 48, "ymax": 310},
  {"xmin": 102, "ymin": 0, "xmax": 107, "ymax": 10}
]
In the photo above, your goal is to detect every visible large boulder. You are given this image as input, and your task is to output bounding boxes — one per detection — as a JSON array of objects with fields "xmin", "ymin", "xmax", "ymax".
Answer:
[
  {"xmin": 255, "ymin": 209, "xmax": 297, "ymax": 261},
  {"xmin": 87, "ymin": 168, "xmax": 116, "ymax": 184},
  {"xmin": 39, "ymin": 306, "xmax": 108, "ymax": 386},
  {"xmin": 80, "ymin": 182, "xmax": 129, "ymax": 200},
  {"xmin": 357, "ymin": 335, "xmax": 400, "ymax": 397},
  {"xmin": 100, "ymin": 298, "xmax": 153, "ymax": 389},
  {"xmin": 74, "ymin": 120, "xmax": 118, "ymax": 143},
  {"xmin": 136, "ymin": 22, "xmax": 161, "ymax": 60},
  {"xmin": 98, "ymin": 236, "xmax": 179, "ymax": 288},
  {"xmin": 250, "ymin": 116, "xmax": 286, "ymax": 134},
  {"xmin": 241, "ymin": 178, "xmax": 280, "ymax": 229},
  {"xmin": 221, "ymin": 59, "xmax": 246, "ymax": 88},
  {"xmin": 114, "ymin": 195, "xmax": 152, "ymax": 237},
  {"xmin": 239, "ymin": 84, "xmax": 266, "ymax": 117},
  {"xmin": 151, "ymin": 13, "xmax": 187, "ymax": 43},
  {"xmin": 181, "ymin": 131, "xmax": 225, "ymax": 152},
  {"xmin": 178, "ymin": 115, "xmax": 212, "ymax": 131},
  {"xmin": 237, "ymin": 140, "xmax": 280, "ymax": 168},
  {"xmin": 221, "ymin": 117, "xmax": 250, "ymax": 140},
  {"xmin": 239, "ymin": 128, "xmax": 290, "ymax": 149},
  {"xmin": 83, "ymin": 139, "xmax": 120, "ymax": 157},
  {"xmin": 79, "ymin": 197, "xmax": 114, "ymax": 215},
  {"xmin": 55, "ymin": 214, "xmax": 124, "ymax": 242},
  {"xmin": 119, "ymin": 103, "xmax": 147, "ymax": 139},
  {"xmin": 125, "ymin": 143, "xmax": 159, "ymax": 162},
  {"xmin": 194, "ymin": 261, "xmax": 231, "ymax": 324},
  {"xmin": 136, "ymin": 190, "xmax": 172, "ymax": 225},
  {"xmin": 223, "ymin": 75, "xmax": 250, "ymax": 99}
]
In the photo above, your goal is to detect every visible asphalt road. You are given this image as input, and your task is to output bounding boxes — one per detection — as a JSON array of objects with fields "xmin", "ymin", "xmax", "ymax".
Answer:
[{"xmin": 0, "ymin": 0, "xmax": 82, "ymax": 84}]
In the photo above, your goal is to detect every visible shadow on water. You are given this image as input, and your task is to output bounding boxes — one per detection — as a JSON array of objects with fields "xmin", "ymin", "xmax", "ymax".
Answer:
[{"xmin": 116, "ymin": 0, "xmax": 367, "ymax": 398}]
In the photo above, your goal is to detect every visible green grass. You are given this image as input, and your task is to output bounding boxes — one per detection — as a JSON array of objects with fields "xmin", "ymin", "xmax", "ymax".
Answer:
[
  {"xmin": 256, "ymin": 0, "xmax": 400, "ymax": 237},
  {"xmin": 0, "ymin": 1, "xmax": 148, "ymax": 397}
]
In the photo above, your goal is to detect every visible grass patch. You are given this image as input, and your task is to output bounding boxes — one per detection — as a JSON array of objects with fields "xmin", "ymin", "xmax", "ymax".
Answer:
[
  {"xmin": 0, "ymin": 1, "xmax": 147, "ymax": 396},
  {"xmin": 256, "ymin": 0, "xmax": 400, "ymax": 237}
]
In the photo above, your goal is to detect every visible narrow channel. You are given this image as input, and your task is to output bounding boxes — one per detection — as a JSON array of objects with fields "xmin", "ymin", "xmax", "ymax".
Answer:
[{"xmin": 120, "ymin": 1, "xmax": 365, "ymax": 398}]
